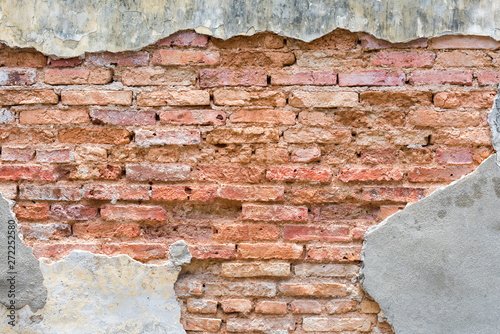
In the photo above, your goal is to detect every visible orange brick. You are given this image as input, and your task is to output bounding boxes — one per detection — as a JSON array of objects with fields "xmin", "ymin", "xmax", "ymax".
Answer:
[
  {"xmin": 152, "ymin": 50, "xmax": 220, "ymax": 65},
  {"xmin": 19, "ymin": 109, "xmax": 89, "ymax": 124},
  {"xmin": 237, "ymin": 243, "xmax": 303, "ymax": 260},
  {"xmin": 44, "ymin": 68, "xmax": 112, "ymax": 85},
  {"xmin": 61, "ymin": 91, "xmax": 132, "ymax": 105}
]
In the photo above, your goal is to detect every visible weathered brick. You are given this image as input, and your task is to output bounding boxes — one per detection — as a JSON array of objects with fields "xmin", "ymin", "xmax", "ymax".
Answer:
[
  {"xmin": 237, "ymin": 243, "xmax": 303, "ymax": 259},
  {"xmin": 85, "ymin": 51, "xmax": 149, "ymax": 66},
  {"xmin": 436, "ymin": 50, "xmax": 491, "ymax": 67},
  {"xmin": 197, "ymin": 164, "xmax": 264, "ymax": 183},
  {"xmin": 187, "ymin": 299, "xmax": 218, "ymax": 314},
  {"xmin": 408, "ymin": 166, "xmax": 472, "ymax": 182},
  {"xmin": 289, "ymin": 91, "xmax": 358, "ymax": 107},
  {"xmin": 361, "ymin": 149, "xmax": 397, "ymax": 165},
  {"xmin": 0, "ymin": 109, "xmax": 15, "ymax": 124},
  {"xmin": 183, "ymin": 317, "xmax": 222, "ymax": 332},
  {"xmin": 409, "ymin": 70, "xmax": 473, "ymax": 85},
  {"xmin": 102, "ymin": 243, "xmax": 168, "ymax": 261},
  {"xmin": 306, "ymin": 245, "xmax": 361, "ymax": 262},
  {"xmin": 283, "ymin": 128, "xmax": 351, "ymax": 144},
  {"xmin": 359, "ymin": 33, "xmax": 428, "ymax": 50},
  {"xmin": 221, "ymin": 262, "xmax": 290, "ymax": 277},
  {"xmin": 213, "ymin": 90, "xmax": 286, "ymax": 107},
  {"xmin": 19, "ymin": 184, "xmax": 82, "ymax": 201},
  {"xmin": 339, "ymin": 70, "xmax": 405, "ymax": 86},
  {"xmin": 14, "ymin": 203, "xmax": 50, "ymax": 220},
  {"xmin": 20, "ymin": 223, "xmax": 71, "ymax": 240},
  {"xmin": 0, "ymin": 51, "xmax": 47, "ymax": 67},
  {"xmin": 266, "ymin": 166, "xmax": 333, "ymax": 183},
  {"xmin": 204, "ymin": 281, "xmax": 276, "ymax": 297},
  {"xmin": 360, "ymin": 91, "xmax": 432, "ymax": 107},
  {"xmin": 121, "ymin": 68, "xmax": 196, "ymax": 86},
  {"xmin": 50, "ymin": 204, "xmax": 98, "ymax": 221},
  {"xmin": 408, "ymin": 109, "xmax": 480, "ymax": 127},
  {"xmin": 84, "ymin": 184, "xmax": 150, "ymax": 201},
  {"xmin": 59, "ymin": 128, "xmax": 131, "ymax": 145},
  {"xmin": 284, "ymin": 225, "xmax": 351, "ymax": 242},
  {"xmin": 242, "ymin": 203, "xmax": 308, "ymax": 222},
  {"xmin": 429, "ymin": 35, "xmax": 500, "ymax": 50},
  {"xmin": 151, "ymin": 185, "xmax": 217, "ymax": 202},
  {"xmin": 101, "ymin": 205, "xmax": 167, "ymax": 222},
  {"xmin": 380, "ymin": 205, "xmax": 406, "ymax": 219},
  {"xmin": 0, "ymin": 69, "xmax": 36, "ymax": 85},
  {"xmin": 302, "ymin": 317, "xmax": 372, "ymax": 332},
  {"xmin": 175, "ymin": 281, "xmax": 204, "ymax": 297},
  {"xmin": 327, "ymin": 300, "xmax": 357, "ymax": 314},
  {"xmin": 436, "ymin": 148, "xmax": 473, "ymax": 165},
  {"xmin": 213, "ymin": 224, "xmax": 280, "ymax": 242},
  {"xmin": 44, "ymin": 68, "xmax": 112, "ymax": 85},
  {"xmin": 48, "ymin": 57, "xmax": 82, "ymax": 67},
  {"xmin": 219, "ymin": 185, "xmax": 284, "ymax": 202},
  {"xmin": 338, "ymin": 167, "xmax": 404, "ymax": 182},
  {"xmin": 157, "ymin": 30, "xmax": 209, "ymax": 47},
  {"xmin": 73, "ymin": 222, "xmax": 141, "ymax": 239},
  {"xmin": 272, "ymin": 70, "xmax": 337, "ymax": 85},
  {"xmin": 290, "ymin": 300, "xmax": 322, "ymax": 314},
  {"xmin": 189, "ymin": 244, "xmax": 236, "ymax": 259},
  {"xmin": 135, "ymin": 129, "xmax": 201, "ymax": 147},
  {"xmin": 61, "ymin": 91, "xmax": 132, "ymax": 105},
  {"xmin": 63, "ymin": 164, "xmax": 123, "ymax": 180},
  {"xmin": 362, "ymin": 187, "xmax": 426, "ymax": 202},
  {"xmin": 1, "ymin": 146, "xmax": 35, "ymax": 162},
  {"xmin": 206, "ymin": 127, "xmax": 279, "ymax": 144},
  {"xmin": 226, "ymin": 317, "xmax": 294, "ymax": 332},
  {"xmin": 0, "ymin": 184, "xmax": 18, "ymax": 199},
  {"xmin": 291, "ymin": 147, "xmax": 321, "ymax": 163},
  {"xmin": 371, "ymin": 51, "xmax": 435, "ymax": 67},
  {"xmin": 126, "ymin": 164, "xmax": 191, "ymax": 182},
  {"xmin": 220, "ymin": 299, "xmax": 253, "ymax": 313},
  {"xmin": 0, "ymin": 165, "xmax": 58, "ymax": 181},
  {"xmin": 279, "ymin": 283, "xmax": 347, "ymax": 297},
  {"xmin": 478, "ymin": 71, "xmax": 500, "ymax": 85},
  {"xmin": 253, "ymin": 146, "xmax": 289, "ymax": 164},
  {"xmin": 360, "ymin": 300, "xmax": 381, "ymax": 314},
  {"xmin": 33, "ymin": 243, "xmax": 101, "ymax": 259},
  {"xmin": 433, "ymin": 129, "xmax": 492, "ymax": 146},
  {"xmin": 229, "ymin": 109, "xmax": 295, "ymax": 125},
  {"xmin": 433, "ymin": 91, "xmax": 496, "ymax": 109},
  {"xmin": 213, "ymin": 32, "xmax": 285, "ymax": 49},
  {"xmin": 20, "ymin": 109, "xmax": 89, "ymax": 124},
  {"xmin": 200, "ymin": 69, "xmax": 267, "ymax": 87},
  {"xmin": 90, "ymin": 110, "xmax": 156, "ymax": 126},
  {"xmin": 0, "ymin": 90, "xmax": 58, "ymax": 105},
  {"xmin": 137, "ymin": 90, "xmax": 210, "ymax": 106},
  {"xmin": 221, "ymin": 51, "xmax": 295, "ymax": 67},
  {"xmin": 299, "ymin": 111, "xmax": 334, "ymax": 127},
  {"xmin": 159, "ymin": 110, "xmax": 225, "ymax": 125},
  {"xmin": 152, "ymin": 50, "xmax": 220, "ymax": 65},
  {"xmin": 291, "ymin": 187, "xmax": 355, "ymax": 204},
  {"xmin": 36, "ymin": 148, "xmax": 73, "ymax": 163},
  {"xmin": 255, "ymin": 301, "xmax": 287, "ymax": 315}
]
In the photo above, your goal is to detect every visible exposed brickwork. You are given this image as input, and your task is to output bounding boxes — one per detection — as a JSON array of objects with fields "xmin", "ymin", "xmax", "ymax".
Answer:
[{"xmin": 1, "ymin": 30, "xmax": 496, "ymax": 333}]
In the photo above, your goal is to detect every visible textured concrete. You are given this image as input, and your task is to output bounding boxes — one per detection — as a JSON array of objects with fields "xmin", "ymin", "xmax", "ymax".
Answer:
[
  {"xmin": 1, "ymin": 0, "xmax": 500, "ymax": 57},
  {"xmin": 361, "ymin": 155, "xmax": 500, "ymax": 333}
]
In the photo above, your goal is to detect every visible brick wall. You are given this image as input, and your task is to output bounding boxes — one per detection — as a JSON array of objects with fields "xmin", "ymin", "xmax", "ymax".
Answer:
[{"xmin": 1, "ymin": 29, "xmax": 496, "ymax": 332}]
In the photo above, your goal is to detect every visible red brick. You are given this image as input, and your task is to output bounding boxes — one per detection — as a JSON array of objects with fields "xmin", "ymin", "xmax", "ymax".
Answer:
[
  {"xmin": 126, "ymin": 164, "xmax": 191, "ymax": 182},
  {"xmin": 360, "ymin": 91, "xmax": 432, "ymax": 107},
  {"xmin": 183, "ymin": 318, "xmax": 222, "ymax": 332},
  {"xmin": 73, "ymin": 222, "xmax": 141, "ymax": 238},
  {"xmin": 436, "ymin": 148, "xmax": 473, "ymax": 165},
  {"xmin": 327, "ymin": 300, "xmax": 357, "ymax": 314},
  {"xmin": 359, "ymin": 33, "xmax": 428, "ymax": 50},
  {"xmin": 159, "ymin": 110, "xmax": 226, "ymax": 125},
  {"xmin": 290, "ymin": 187, "xmax": 355, "ymax": 204},
  {"xmin": 137, "ymin": 90, "xmax": 210, "ymax": 106},
  {"xmin": 409, "ymin": 70, "xmax": 473, "ymax": 85},
  {"xmin": 290, "ymin": 300, "xmax": 322, "ymax": 314},
  {"xmin": 339, "ymin": 70, "xmax": 405, "ymax": 86},
  {"xmin": 213, "ymin": 90, "xmax": 286, "ymax": 107},
  {"xmin": 266, "ymin": 166, "xmax": 332, "ymax": 183},
  {"xmin": 478, "ymin": 71, "xmax": 500, "ymax": 85},
  {"xmin": 408, "ymin": 166, "xmax": 472, "ymax": 182},
  {"xmin": 229, "ymin": 109, "xmax": 295, "ymax": 125},
  {"xmin": 0, "ymin": 165, "xmax": 58, "ymax": 181},
  {"xmin": 50, "ymin": 204, "xmax": 98, "ymax": 221},
  {"xmin": 101, "ymin": 205, "xmax": 167, "ymax": 222},
  {"xmin": 59, "ymin": 128, "xmax": 131, "ymax": 145},
  {"xmin": 0, "ymin": 69, "xmax": 36, "ymax": 85},
  {"xmin": 434, "ymin": 91, "xmax": 496, "ymax": 109},
  {"xmin": 360, "ymin": 150, "xmax": 396, "ymax": 165},
  {"xmin": 380, "ymin": 205, "xmax": 406, "ymax": 219},
  {"xmin": 19, "ymin": 109, "xmax": 89, "ymax": 124},
  {"xmin": 14, "ymin": 203, "xmax": 50, "ymax": 220},
  {"xmin": 135, "ymin": 129, "xmax": 201, "ymax": 147},
  {"xmin": 288, "ymin": 91, "xmax": 358, "ymax": 108},
  {"xmin": 151, "ymin": 185, "xmax": 217, "ymax": 202},
  {"xmin": 242, "ymin": 203, "xmax": 308, "ymax": 222},
  {"xmin": 196, "ymin": 164, "xmax": 264, "ymax": 183},
  {"xmin": 61, "ymin": 91, "xmax": 132, "ymax": 105},
  {"xmin": 152, "ymin": 50, "xmax": 220, "ymax": 65},
  {"xmin": 19, "ymin": 184, "xmax": 82, "ymax": 201},
  {"xmin": 187, "ymin": 299, "xmax": 218, "ymax": 314},
  {"xmin": 102, "ymin": 243, "xmax": 168, "ymax": 261},
  {"xmin": 284, "ymin": 225, "xmax": 351, "ymax": 242},
  {"xmin": 20, "ymin": 223, "xmax": 71, "ymax": 240},
  {"xmin": 271, "ymin": 70, "xmax": 337, "ymax": 85},
  {"xmin": 279, "ymin": 283, "xmax": 347, "ymax": 297},
  {"xmin": 220, "ymin": 299, "xmax": 253, "ymax": 313},
  {"xmin": 306, "ymin": 245, "xmax": 362, "ymax": 262},
  {"xmin": 157, "ymin": 30, "xmax": 209, "ymax": 47},
  {"xmin": 283, "ymin": 128, "xmax": 352, "ymax": 144},
  {"xmin": 338, "ymin": 167, "xmax": 404, "ymax": 182},
  {"xmin": 121, "ymin": 68, "xmax": 196, "ymax": 86},
  {"xmin": 84, "ymin": 184, "xmax": 150, "ymax": 201},
  {"xmin": 0, "ymin": 51, "xmax": 47, "ymax": 67},
  {"xmin": 291, "ymin": 147, "xmax": 321, "ymax": 163},
  {"xmin": 0, "ymin": 90, "xmax": 58, "ymax": 105},
  {"xmin": 219, "ymin": 185, "xmax": 284, "ymax": 202},
  {"xmin": 36, "ymin": 148, "xmax": 72, "ymax": 163},
  {"xmin": 1, "ymin": 147, "xmax": 35, "ymax": 162},
  {"xmin": 85, "ymin": 51, "xmax": 149, "ymax": 66},
  {"xmin": 44, "ymin": 68, "xmax": 112, "ymax": 85},
  {"xmin": 213, "ymin": 224, "xmax": 280, "ymax": 242},
  {"xmin": 33, "ymin": 243, "xmax": 101, "ymax": 259},
  {"xmin": 48, "ymin": 57, "xmax": 82, "ymax": 67},
  {"xmin": 237, "ymin": 243, "xmax": 303, "ymax": 259},
  {"xmin": 371, "ymin": 51, "xmax": 435, "ymax": 67},
  {"xmin": 255, "ymin": 301, "xmax": 287, "ymax": 314},
  {"xmin": 200, "ymin": 69, "xmax": 267, "ymax": 87},
  {"xmin": 429, "ymin": 35, "xmax": 500, "ymax": 50},
  {"xmin": 90, "ymin": 110, "xmax": 156, "ymax": 126},
  {"xmin": 175, "ymin": 281, "xmax": 204, "ymax": 297},
  {"xmin": 362, "ymin": 187, "xmax": 426, "ymax": 202},
  {"xmin": 189, "ymin": 244, "xmax": 236, "ymax": 259},
  {"xmin": 408, "ymin": 109, "xmax": 480, "ymax": 127}
]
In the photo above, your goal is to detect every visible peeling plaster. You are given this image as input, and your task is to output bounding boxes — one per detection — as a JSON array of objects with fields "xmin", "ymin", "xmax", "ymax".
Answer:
[{"xmin": 1, "ymin": 0, "xmax": 500, "ymax": 57}]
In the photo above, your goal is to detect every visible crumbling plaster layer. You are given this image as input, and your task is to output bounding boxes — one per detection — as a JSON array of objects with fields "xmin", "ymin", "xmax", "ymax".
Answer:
[{"xmin": 1, "ymin": 0, "xmax": 500, "ymax": 57}]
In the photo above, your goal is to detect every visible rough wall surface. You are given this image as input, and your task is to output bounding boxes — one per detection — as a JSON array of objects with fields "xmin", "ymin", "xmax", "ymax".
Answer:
[
  {"xmin": 1, "ymin": 0, "xmax": 500, "ymax": 57},
  {"xmin": 0, "ymin": 30, "xmax": 496, "ymax": 332}
]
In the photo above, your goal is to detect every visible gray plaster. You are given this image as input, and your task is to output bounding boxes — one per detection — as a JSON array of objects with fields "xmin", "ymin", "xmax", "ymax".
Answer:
[
  {"xmin": 1, "ymin": 0, "xmax": 500, "ymax": 57},
  {"xmin": 488, "ymin": 86, "xmax": 500, "ymax": 157},
  {"xmin": 361, "ymin": 155, "xmax": 500, "ymax": 333}
]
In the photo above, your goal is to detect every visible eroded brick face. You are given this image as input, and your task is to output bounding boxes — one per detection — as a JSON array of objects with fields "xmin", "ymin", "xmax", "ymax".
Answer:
[{"xmin": 3, "ymin": 30, "xmax": 496, "ymax": 333}]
